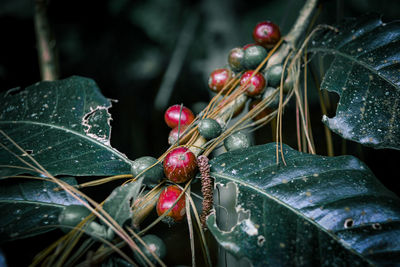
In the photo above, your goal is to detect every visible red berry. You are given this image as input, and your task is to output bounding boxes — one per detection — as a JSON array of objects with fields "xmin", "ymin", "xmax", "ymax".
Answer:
[
  {"xmin": 252, "ymin": 21, "xmax": 281, "ymax": 48},
  {"xmin": 242, "ymin": 43, "xmax": 257, "ymax": 50},
  {"xmin": 249, "ymin": 99, "xmax": 273, "ymax": 121},
  {"xmin": 156, "ymin": 185, "xmax": 186, "ymax": 222},
  {"xmin": 164, "ymin": 105, "xmax": 195, "ymax": 129},
  {"xmin": 208, "ymin": 68, "xmax": 233, "ymax": 94},
  {"xmin": 240, "ymin": 70, "xmax": 266, "ymax": 97},
  {"xmin": 168, "ymin": 125, "xmax": 188, "ymax": 145},
  {"xmin": 163, "ymin": 147, "xmax": 197, "ymax": 183}
]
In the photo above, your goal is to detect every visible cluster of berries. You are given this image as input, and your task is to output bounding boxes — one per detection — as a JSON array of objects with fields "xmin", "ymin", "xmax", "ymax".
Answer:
[
  {"xmin": 130, "ymin": 105, "xmax": 195, "ymax": 225},
  {"xmin": 131, "ymin": 21, "xmax": 283, "ymax": 225},
  {"xmin": 57, "ymin": 20, "xmax": 286, "ymax": 265},
  {"xmin": 209, "ymin": 21, "xmax": 283, "ymax": 121}
]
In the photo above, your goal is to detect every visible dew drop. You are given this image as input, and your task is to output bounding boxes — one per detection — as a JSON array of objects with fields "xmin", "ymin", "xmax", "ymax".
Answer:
[{"xmin": 257, "ymin": 235, "xmax": 265, "ymax": 247}]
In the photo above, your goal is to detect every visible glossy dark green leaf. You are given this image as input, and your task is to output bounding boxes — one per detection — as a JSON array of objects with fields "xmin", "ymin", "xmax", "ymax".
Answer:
[
  {"xmin": 103, "ymin": 177, "xmax": 143, "ymax": 226},
  {"xmin": 0, "ymin": 177, "xmax": 83, "ymax": 243},
  {"xmin": 207, "ymin": 143, "xmax": 400, "ymax": 266},
  {"xmin": 0, "ymin": 76, "xmax": 131, "ymax": 177},
  {"xmin": 309, "ymin": 14, "xmax": 400, "ymax": 150}
]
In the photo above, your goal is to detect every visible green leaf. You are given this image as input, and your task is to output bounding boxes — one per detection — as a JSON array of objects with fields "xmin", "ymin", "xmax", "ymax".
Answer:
[
  {"xmin": 103, "ymin": 177, "xmax": 143, "ymax": 226},
  {"xmin": 309, "ymin": 14, "xmax": 400, "ymax": 150},
  {"xmin": 207, "ymin": 143, "xmax": 400, "ymax": 266},
  {"xmin": 0, "ymin": 177, "xmax": 83, "ymax": 243},
  {"xmin": 0, "ymin": 76, "xmax": 132, "ymax": 177}
]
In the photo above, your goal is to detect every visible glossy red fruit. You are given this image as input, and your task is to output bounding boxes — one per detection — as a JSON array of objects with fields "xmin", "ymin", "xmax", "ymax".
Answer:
[
  {"xmin": 240, "ymin": 70, "xmax": 266, "ymax": 97},
  {"xmin": 156, "ymin": 185, "xmax": 186, "ymax": 222},
  {"xmin": 168, "ymin": 125, "xmax": 188, "ymax": 145},
  {"xmin": 208, "ymin": 68, "xmax": 233, "ymax": 94},
  {"xmin": 164, "ymin": 105, "xmax": 195, "ymax": 129},
  {"xmin": 249, "ymin": 99, "xmax": 273, "ymax": 121},
  {"xmin": 252, "ymin": 21, "xmax": 281, "ymax": 48},
  {"xmin": 163, "ymin": 147, "xmax": 197, "ymax": 183}
]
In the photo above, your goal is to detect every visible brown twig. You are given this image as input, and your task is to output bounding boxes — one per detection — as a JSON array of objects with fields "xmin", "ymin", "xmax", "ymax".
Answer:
[
  {"xmin": 266, "ymin": 0, "xmax": 318, "ymax": 69},
  {"xmin": 34, "ymin": 0, "xmax": 59, "ymax": 81}
]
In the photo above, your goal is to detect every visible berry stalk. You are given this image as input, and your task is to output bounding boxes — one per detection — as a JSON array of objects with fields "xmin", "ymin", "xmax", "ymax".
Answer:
[{"xmin": 132, "ymin": 186, "xmax": 163, "ymax": 227}]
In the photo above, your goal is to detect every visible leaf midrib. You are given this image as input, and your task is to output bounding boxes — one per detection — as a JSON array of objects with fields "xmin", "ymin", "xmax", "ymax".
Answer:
[
  {"xmin": 309, "ymin": 47, "xmax": 398, "ymax": 90},
  {"xmin": 0, "ymin": 120, "xmax": 131, "ymax": 164},
  {"xmin": 0, "ymin": 199, "xmax": 67, "ymax": 208},
  {"xmin": 211, "ymin": 171, "xmax": 373, "ymax": 265}
]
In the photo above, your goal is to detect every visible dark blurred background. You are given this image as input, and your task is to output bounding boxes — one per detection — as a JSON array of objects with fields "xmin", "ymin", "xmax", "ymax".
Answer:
[
  {"xmin": 1, "ymin": 0, "xmax": 400, "ymax": 265},
  {"xmin": 1, "ymin": 0, "xmax": 399, "ymax": 187}
]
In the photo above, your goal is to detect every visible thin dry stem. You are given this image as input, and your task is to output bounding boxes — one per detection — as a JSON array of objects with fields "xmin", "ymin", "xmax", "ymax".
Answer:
[
  {"xmin": 187, "ymin": 196, "xmax": 212, "ymax": 267},
  {"xmin": 310, "ymin": 64, "xmax": 334, "ymax": 156},
  {"xmin": 55, "ymin": 174, "xmax": 133, "ymax": 191},
  {"xmin": 138, "ymin": 180, "xmax": 191, "ymax": 235},
  {"xmin": 296, "ymin": 101, "xmax": 302, "ymax": 151},
  {"xmin": 292, "ymin": 60, "xmax": 315, "ymax": 154},
  {"xmin": 131, "ymin": 184, "xmax": 163, "ymax": 226},
  {"xmin": 276, "ymin": 51, "xmax": 293, "ymax": 165},
  {"xmin": 185, "ymin": 186, "xmax": 196, "ymax": 267},
  {"xmin": 34, "ymin": 0, "xmax": 58, "ymax": 81},
  {"xmin": 0, "ymin": 131, "xmax": 147, "ymax": 266}
]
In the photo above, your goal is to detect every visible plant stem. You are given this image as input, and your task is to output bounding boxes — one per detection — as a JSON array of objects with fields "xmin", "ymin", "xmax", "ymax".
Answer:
[
  {"xmin": 266, "ymin": 0, "xmax": 318, "ymax": 69},
  {"xmin": 34, "ymin": 0, "xmax": 59, "ymax": 81},
  {"xmin": 286, "ymin": 0, "xmax": 319, "ymax": 46}
]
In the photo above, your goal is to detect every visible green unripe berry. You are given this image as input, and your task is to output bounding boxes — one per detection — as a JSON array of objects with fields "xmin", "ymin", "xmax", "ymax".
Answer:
[
  {"xmin": 58, "ymin": 205, "xmax": 91, "ymax": 233},
  {"xmin": 131, "ymin": 156, "xmax": 164, "ymax": 186},
  {"xmin": 243, "ymin": 45, "xmax": 268, "ymax": 69},
  {"xmin": 198, "ymin": 118, "xmax": 222, "ymax": 140},
  {"xmin": 265, "ymin": 64, "xmax": 286, "ymax": 87},
  {"xmin": 224, "ymin": 132, "xmax": 251, "ymax": 151},
  {"xmin": 134, "ymin": 234, "xmax": 167, "ymax": 265}
]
